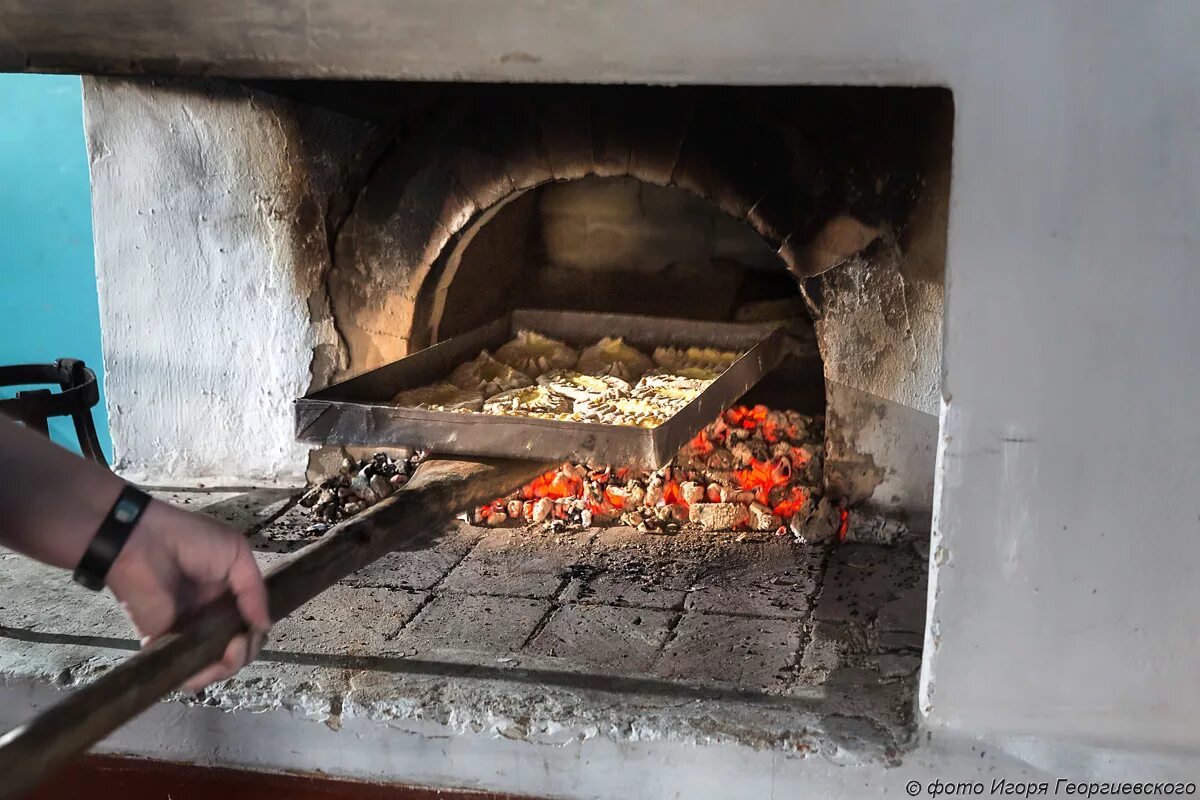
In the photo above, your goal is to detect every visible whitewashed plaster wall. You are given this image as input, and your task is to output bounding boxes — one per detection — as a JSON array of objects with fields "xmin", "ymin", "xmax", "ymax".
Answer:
[{"xmin": 83, "ymin": 79, "xmax": 349, "ymax": 485}]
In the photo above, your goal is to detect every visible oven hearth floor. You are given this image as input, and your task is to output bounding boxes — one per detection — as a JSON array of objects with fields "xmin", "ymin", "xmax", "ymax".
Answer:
[{"xmin": 0, "ymin": 488, "xmax": 927, "ymax": 763}]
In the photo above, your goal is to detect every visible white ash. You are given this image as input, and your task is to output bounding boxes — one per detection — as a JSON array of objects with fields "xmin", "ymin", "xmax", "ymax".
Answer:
[
  {"xmin": 842, "ymin": 512, "xmax": 910, "ymax": 545},
  {"xmin": 748, "ymin": 502, "xmax": 781, "ymax": 532},
  {"xmin": 793, "ymin": 497, "xmax": 840, "ymax": 545},
  {"xmin": 689, "ymin": 502, "xmax": 749, "ymax": 531}
]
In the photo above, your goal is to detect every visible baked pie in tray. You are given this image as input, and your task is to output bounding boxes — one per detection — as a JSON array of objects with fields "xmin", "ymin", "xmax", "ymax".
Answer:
[
  {"xmin": 483, "ymin": 385, "xmax": 575, "ymax": 417},
  {"xmin": 494, "ymin": 330, "xmax": 578, "ymax": 377},
  {"xmin": 652, "ymin": 345, "xmax": 739, "ymax": 374},
  {"xmin": 536, "ymin": 369, "xmax": 631, "ymax": 403},
  {"xmin": 575, "ymin": 336, "xmax": 655, "ymax": 383},
  {"xmin": 391, "ymin": 383, "xmax": 484, "ymax": 412},
  {"xmin": 448, "ymin": 350, "xmax": 533, "ymax": 398}
]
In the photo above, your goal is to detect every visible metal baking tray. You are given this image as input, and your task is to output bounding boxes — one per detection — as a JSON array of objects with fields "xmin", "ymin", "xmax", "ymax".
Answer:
[{"xmin": 295, "ymin": 309, "xmax": 786, "ymax": 469}]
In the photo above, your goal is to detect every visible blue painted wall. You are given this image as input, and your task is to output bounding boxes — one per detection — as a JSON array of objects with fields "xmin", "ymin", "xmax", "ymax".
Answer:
[{"xmin": 0, "ymin": 74, "xmax": 111, "ymax": 460}]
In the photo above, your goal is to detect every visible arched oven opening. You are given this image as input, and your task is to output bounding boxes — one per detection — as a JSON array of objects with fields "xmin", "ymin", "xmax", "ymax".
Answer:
[{"xmin": 424, "ymin": 177, "xmax": 804, "ymax": 347}]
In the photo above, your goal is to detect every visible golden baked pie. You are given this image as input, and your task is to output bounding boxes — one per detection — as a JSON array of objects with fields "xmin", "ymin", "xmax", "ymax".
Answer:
[
  {"xmin": 494, "ymin": 330, "xmax": 578, "ymax": 377},
  {"xmin": 448, "ymin": 350, "xmax": 534, "ymax": 397},
  {"xmin": 536, "ymin": 369, "xmax": 631, "ymax": 403},
  {"xmin": 652, "ymin": 345, "xmax": 739, "ymax": 374},
  {"xmin": 392, "ymin": 383, "xmax": 484, "ymax": 412},
  {"xmin": 483, "ymin": 385, "xmax": 575, "ymax": 416},
  {"xmin": 576, "ymin": 336, "xmax": 654, "ymax": 383}
]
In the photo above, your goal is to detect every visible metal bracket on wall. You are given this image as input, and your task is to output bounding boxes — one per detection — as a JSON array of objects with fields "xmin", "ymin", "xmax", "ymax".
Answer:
[{"xmin": 0, "ymin": 358, "xmax": 108, "ymax": 466}]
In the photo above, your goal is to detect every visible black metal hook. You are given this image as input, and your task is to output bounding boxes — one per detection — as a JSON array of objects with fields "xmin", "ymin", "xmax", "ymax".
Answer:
[{"xmin": 0, "ymin": 359, "xmax": 108, "ymax": 467}]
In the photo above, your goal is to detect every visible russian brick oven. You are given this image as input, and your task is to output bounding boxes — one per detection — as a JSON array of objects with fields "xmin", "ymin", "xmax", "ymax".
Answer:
[{"xmin": 0, "ymin": 4, "xmax": 1197, "ymax": 800}]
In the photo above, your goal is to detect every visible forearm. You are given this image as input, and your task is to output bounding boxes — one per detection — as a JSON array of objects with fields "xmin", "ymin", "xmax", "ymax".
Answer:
[
  {"xmin": 0, "ymin": 417, "xmax": 126, "ymax": 570},
  {"xmin": 0, "ymin": 418, "xmax": 270, "ymax": 691}
]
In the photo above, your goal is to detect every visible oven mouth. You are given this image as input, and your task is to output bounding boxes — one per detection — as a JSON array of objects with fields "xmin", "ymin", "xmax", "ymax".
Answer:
[
  {"xmin": 283, "ymin": 83, "xmax": 946, "ymax": 752},
  {"xmin": 25, "ymin": 76, "xmax": 951, "ymax": 771}
]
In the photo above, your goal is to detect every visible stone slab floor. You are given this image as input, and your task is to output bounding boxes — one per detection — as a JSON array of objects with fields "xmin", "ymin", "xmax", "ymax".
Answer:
[{"xmin": 0, "ymin": 489, "xmax": 928, "ymax": 763}]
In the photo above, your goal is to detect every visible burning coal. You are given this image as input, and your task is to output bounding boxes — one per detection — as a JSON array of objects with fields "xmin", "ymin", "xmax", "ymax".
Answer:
[{"xmin": 473, "ymin": 405, "xmax": 848, "ymax": 544}]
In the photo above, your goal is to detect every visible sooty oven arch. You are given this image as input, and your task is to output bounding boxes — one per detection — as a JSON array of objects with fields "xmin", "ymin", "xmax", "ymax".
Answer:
[{"xmin": 329, "ymin": 85, "xmax": 879, "ymax": 370}]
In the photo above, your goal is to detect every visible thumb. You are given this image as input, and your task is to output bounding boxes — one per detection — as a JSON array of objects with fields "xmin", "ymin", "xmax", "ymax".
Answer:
[{"xmin": 226, "ymin": 544, "xmax": 272, "ymax": 631}]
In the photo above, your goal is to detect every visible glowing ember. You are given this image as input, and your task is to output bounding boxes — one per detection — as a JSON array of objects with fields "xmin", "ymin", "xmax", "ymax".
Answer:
[
  {"xmin": 725, "ymin": 404, "xmax": 768, "ymax": 430},
  {"xmin": 662, "ymin": 481, "xmax": 687, "ymax": 509},
  {"xmin": 689, "ymin": 429, "xmax": 715, "ymax": 456},
  {"xmin": 732, "ymin": 457, "xmax": 791, "ymax": 506},
  {"xmin": 604, "ymin": 486, "xmax": 626, "ymax": 509},
  {"xmin": 772, "ymin": 486, "xmax": 808, "ymax": 519}
]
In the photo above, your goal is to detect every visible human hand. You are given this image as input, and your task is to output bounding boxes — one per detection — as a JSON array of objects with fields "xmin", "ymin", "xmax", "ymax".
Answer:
[{"xmin": 105, "ymin": 500, "xmax": 272, "ymax": 691}]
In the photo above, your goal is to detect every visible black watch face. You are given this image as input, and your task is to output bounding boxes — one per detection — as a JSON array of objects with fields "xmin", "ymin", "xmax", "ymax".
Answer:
[
  {"xmin": 112, "ymin": 496, "xmax": 143, "ymax": 527},
  {"xmin": 113, "ymin": 496, "xmax": 141, "ymax": 525}
]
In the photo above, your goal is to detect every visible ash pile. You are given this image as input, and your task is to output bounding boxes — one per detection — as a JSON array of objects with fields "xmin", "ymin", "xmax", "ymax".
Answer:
[{"xmin": 297, "ymin": 450, "xmax": 427, "ymax": 529}]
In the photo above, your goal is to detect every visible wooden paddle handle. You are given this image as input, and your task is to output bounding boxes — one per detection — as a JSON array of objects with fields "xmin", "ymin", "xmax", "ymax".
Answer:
[{"xmin": 0, "ymin": 457, "xmax": 550, "ymax": 800}]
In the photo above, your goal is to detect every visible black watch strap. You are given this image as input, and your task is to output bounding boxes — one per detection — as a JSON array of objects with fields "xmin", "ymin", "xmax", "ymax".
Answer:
[{"xmin": 73, "ymin": 486, "xmax": 152, "ymax": 591}]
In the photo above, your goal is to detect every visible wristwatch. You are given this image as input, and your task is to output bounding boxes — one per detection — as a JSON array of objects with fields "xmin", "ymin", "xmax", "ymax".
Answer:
[{"xmin": 72, "ymin": 485, "xmax": 152, "ymax": 591}]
